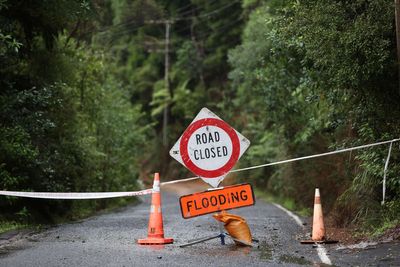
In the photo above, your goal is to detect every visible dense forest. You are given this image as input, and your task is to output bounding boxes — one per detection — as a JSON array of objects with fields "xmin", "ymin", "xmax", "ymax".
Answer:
[{"xmin": 1, "ymin": 0, "xmax": 399, "ymax": 234}]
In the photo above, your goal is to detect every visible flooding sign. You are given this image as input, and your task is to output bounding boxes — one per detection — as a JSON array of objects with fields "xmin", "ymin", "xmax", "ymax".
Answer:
[{"xmin": 179, "ymin": 183, "xmax": 255, "ymax": 219}]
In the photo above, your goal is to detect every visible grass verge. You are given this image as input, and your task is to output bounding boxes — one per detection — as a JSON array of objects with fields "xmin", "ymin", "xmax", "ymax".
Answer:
[
  {"xmin": 254, "ymin": 188, "xmax": 312, "ymax": 217},
  {"xmin": 0, "ymin": 221, "xmax": 30, "ymax": 234}
]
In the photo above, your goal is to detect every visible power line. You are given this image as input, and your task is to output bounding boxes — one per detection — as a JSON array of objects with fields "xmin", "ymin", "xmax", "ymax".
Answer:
[
  {"xmin": 174, "ymin": 0, "xmax": 241, "ymax": 22},
  {"xmin": 175, "ymin": 1, "xmax": 195, "ymax": 13},
  {"xmin": 174, "ymin": 0, "xmax": 220, "ymax": 17},
  {"xmin": 96, "ymin": 0, "xmax": 241, "ymax": 40},
  {"xmin": 164, "ymin": 15, "xmax": 243, "ymax": 47},
  {"xmin": 97, "ymin": 1, "xmax": 242, "ymax": 51},
  {"xmin": 105, "ymin": 13, "xmax": 243, "ymax": 53},
  {"xmin": 191, "ymin": 16, "xmax": 244, "ymax": 41}
]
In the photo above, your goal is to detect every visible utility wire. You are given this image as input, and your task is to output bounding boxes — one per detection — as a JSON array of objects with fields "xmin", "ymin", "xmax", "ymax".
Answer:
[
  {"xmin": 193, "ymin": 16, "xmax": 244, "ymax": 42},
  {"xmin": 174, "ymin": 0, "xmax": 220, "ymax": 17},
  {"xmin": 174, "ymin": 1, "xmax": 196, "ymax": 13},
  {"xmin": 97, "ymin": 0, "xmax": 241, "ymax": 40},
  {"xmin": 174, "ymin": 0, "xmax": 241, "ymax": 21}
]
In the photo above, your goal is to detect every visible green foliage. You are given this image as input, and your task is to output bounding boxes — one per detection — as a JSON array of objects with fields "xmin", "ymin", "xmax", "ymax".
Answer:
[
  {"xmin": 254, "ymin": 188, "xmax": 312, "ymax": 217},
  {"xmin": 0, "ymin": 0, "xmax": 148, "ymax": 223},
  {"xmin": 0, "ymin": 31, "xmax": 22, "ymax": 54},
  {"xmin": 0, "ymin": 221, "xmax": 29, "ymax": 234},
  {"xmin": 104, "ymin": 0, "xmax": 245, "ymax": 173},
  {"xmin": 2, "ymin": 0, "xmax": 398, "ymax": 235},
  {"xmin": 228, "ymin": 0, "xmax": 400, "ymax": 230}
]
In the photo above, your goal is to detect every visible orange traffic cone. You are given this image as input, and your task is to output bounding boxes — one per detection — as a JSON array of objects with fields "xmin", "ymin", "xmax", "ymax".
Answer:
[
  {"xmin": 312, "ymin": 188, "xmax": 325, "ymax": 241},
  {"xmin": 138, "ymin": 173, "xmax": 174, "ymax": 245},
  {"xmin": 301, "ymin": 188, "xmax": 338, "ymax": 244}
]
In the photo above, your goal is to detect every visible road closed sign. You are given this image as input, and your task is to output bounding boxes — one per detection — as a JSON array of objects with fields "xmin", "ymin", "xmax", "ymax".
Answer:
[
  {"xmin": 170, "ymin": 107, "xmax": 250, "ymax": 187},
  {"xmin": 179, "ymin": 183, "xmax": 255, "ymax": 219}
]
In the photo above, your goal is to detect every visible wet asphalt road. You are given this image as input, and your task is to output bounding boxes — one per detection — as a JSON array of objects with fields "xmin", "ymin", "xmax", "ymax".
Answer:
[{"xmin": 0, "ymin": 183, "xmax": 399, "ymax": 266}]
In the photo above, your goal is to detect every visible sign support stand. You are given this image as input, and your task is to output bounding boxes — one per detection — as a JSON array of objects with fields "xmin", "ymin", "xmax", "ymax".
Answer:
[
  {"xmin": 218, "ymin": 222, "xmax": 225, "ymax": 245},
  {"xmin": 179, "ymin": 231, "xmax": 228, "ymax": 248},
  {"xmin": 179, "ymin": 209, "xmax": 259, "ymax": 248},
  {"xmin": 179, "ymin": 222, "xmax": 259, "ymax": 247},
  {"xmin": 179, "ymin": 213, "xmax": 228, "ymax": 248}
]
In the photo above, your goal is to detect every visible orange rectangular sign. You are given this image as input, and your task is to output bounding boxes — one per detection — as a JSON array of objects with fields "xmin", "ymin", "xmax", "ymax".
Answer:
[{"xmin": 179, "ymin": 183, "xmax": 255, "ymax": 219}]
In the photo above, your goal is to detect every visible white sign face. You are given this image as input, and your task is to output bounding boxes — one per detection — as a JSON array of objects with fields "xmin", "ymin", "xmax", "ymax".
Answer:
[
  {"xmin": 186, "ymin": 125, "xmax": 233, "ymax": 171},
  {"xmin": 170, "ymin": 107, "xmax": 250, "ymax": 187}
]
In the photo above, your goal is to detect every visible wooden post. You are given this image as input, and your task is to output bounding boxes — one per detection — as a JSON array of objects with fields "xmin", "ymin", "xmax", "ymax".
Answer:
[{"xmin": 144, "ymin": 19, "xmax": 173, "ymax": 147}]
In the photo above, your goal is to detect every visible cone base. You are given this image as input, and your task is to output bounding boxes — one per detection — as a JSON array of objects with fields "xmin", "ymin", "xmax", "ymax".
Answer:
[
  {"xmin": 138, "ymin": 237, "xmax": 174, "ymax": 245},
  {"xmin": 300, "ymin": 239, "xmax": 338, "ymax": 244}
]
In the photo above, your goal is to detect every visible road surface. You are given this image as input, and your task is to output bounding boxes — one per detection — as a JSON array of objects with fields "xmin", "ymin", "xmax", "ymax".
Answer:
[{"xmin": 0, "ymin": 181, "xmax": 399, "ymax": 266}]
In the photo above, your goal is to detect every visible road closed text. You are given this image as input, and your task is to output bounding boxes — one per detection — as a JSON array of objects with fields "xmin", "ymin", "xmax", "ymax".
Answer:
[
  {"xmin": 179, "ymin": 183, "xmax": 255, "ymax": 219},
  {"xmin": 192, "ymin": 131, "xmax": 229, "ymax": 160}
]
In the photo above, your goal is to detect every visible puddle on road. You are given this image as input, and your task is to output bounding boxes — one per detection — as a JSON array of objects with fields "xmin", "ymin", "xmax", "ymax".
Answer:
[
  {"xmin": 227, "ymin": 245, "xmax": 252, "ymax": 256},
  {"xmin": 0, "ymin": 230, "xmax": 37, "ymax": 258},
  {"xmin": 177, "ymin": 238, "xmax": 264, "ymax": 260},
  {"xmin": 258, "ymin": 241, "xmax": 313, "ymax": 265},
  {"xmin": 258, "ymin": 241, "xmax": 273, "ymax": 260},
  {"xmin": 336, "ymin": 241, "xmax": 378, "ymax": 251},
  {"xmin": 0, "ymin": 244, "xmax": 28, "ymax": 258},
  {"xmin": 182, "ymin": 243, "xmax": 254, "ymax": 257},
  {"xmin": 279, "ymin": 254, "xmax": 311, "ymax": 265}
]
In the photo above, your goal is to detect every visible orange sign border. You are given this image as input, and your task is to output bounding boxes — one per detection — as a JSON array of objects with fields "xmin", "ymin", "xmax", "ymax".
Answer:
[{"xmin": 179, "ymin": 183, "xmax": 255, "ymax": 219}]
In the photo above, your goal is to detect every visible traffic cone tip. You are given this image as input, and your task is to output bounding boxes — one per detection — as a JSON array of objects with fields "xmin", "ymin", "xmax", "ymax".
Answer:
[{"xmin": 315, "ymin": 188, "xmax": 320, "ymax": 197}]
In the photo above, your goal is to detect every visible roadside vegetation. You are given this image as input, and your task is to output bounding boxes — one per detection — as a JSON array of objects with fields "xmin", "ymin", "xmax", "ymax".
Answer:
[
  {"xmin": 1, "ymin": 0, "xmax": 399, "ymax": 238},
  {"xmin": 230, "ymin": 0, "xmax": 400, "ymax": 237}
]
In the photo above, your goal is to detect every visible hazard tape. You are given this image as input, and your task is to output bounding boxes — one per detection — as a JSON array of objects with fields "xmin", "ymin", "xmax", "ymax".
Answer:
[
  {"xmin": 230, "ymin": 138, "xmax": 400, "ymax": 173},
  {"xmin": 162, "ymin": 138, "xmax": 400, "ymax": 184},
  {"xmin": 0, "ymin": 189, "xmax": 153, "ymax": 199},
  {"xmin": 1, "ymin": 138, "xmax": 398, "ymax": 200}
]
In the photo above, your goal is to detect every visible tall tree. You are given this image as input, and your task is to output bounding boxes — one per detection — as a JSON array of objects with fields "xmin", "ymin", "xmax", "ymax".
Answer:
[{"xmin": 228, "ymin": 0, "xmax": 400, "ymax": 227}]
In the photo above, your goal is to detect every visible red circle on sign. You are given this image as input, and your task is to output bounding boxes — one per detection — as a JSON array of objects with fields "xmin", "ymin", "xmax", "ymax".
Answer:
[{"xmin": 179, "ymin": 118, "xmax": 240, "ymax": 178}]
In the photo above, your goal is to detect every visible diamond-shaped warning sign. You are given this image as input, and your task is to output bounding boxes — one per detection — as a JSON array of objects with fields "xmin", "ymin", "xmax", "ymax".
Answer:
[{"xmin": 170, "ymin": 107, "xmax": 250, "ymax": 187}]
